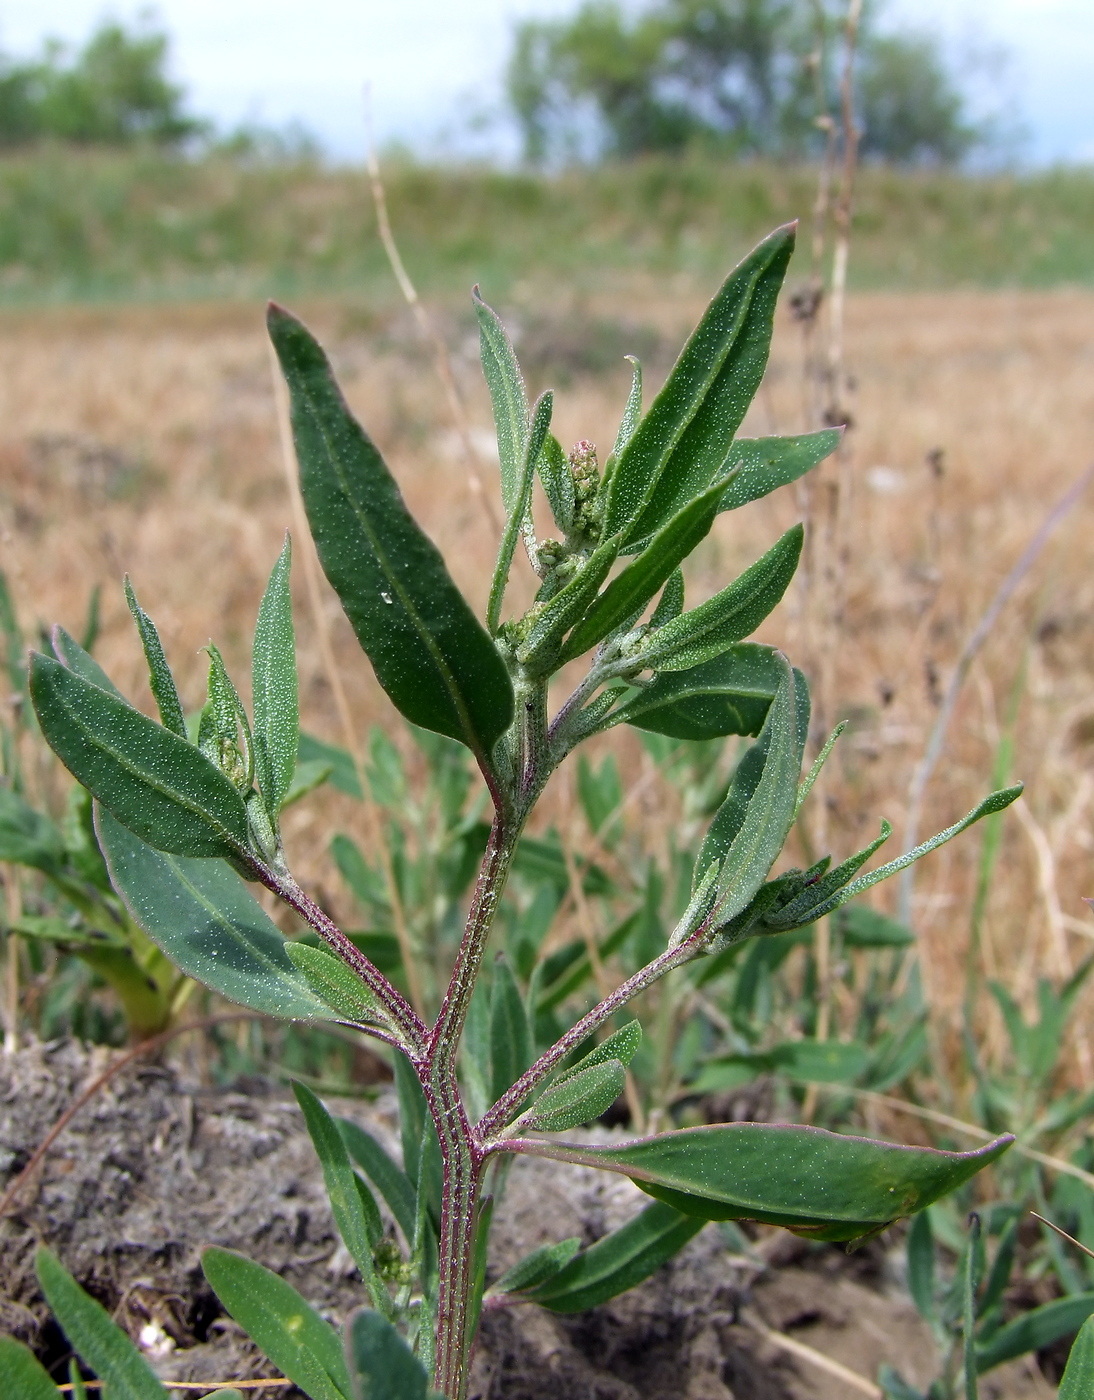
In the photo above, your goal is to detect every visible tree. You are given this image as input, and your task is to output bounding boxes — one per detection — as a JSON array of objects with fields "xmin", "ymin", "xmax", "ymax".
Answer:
[
  {"xmin": 858, "ymin": 31, "xmax": 977, "ymax": 166},
  {"xmin": 0, "ymin": 15, "xmax": 204, "ymax": 148},
  {"xmin": 507, "ymin": 0, "xmax": 980, "ymax": 167}
]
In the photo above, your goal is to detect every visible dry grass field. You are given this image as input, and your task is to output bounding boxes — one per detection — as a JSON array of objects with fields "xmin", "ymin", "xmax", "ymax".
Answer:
[{"xmin": 2, "ymin": 280, "xmax": 1093, "ymax": 1094}]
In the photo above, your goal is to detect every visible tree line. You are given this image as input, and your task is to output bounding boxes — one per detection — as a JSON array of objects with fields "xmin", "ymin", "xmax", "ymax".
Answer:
[
  {"xmin": 1, "ymin": 5, "xmax": 983, "ymax": 166},
  {"xmin": 508, "ymin": 0, "xmax": 980, "ymax": 166}
]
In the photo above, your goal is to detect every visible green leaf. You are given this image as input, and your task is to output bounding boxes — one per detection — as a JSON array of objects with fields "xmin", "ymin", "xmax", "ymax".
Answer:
[
  {"xmin": 763, "ymin": 821, "xmax": 893, "ymax": 931},
  {"xmin": 697, "ymin": 657, "xmax": 807, "ymax": 934},
  {"xmin": 299, "ymin": 732, "xmax": 362, "ymax": 798},
  {"xmin": 96, "ymin": 805, "xmax": 328, "ymax": 1020},
  {"xmin": 649, "ymin": 568, "xmax": 684, "ymax": 628},
  {"xmin": 336, "ymin": 1118, "xmax": 417, "ymax": 1245},
  {"xmin": 809, "ymin": 786, "xmax": 1025, "ymax": 921},
  {"xmin": 202, "ymin": 1247, "xmax": 352, "ymax": 1400},
  {"xmin": 345, "ymin": 1308, "xmax": 427, "ymax": 1400},
  {"xmin": 0, "ymin": 1335, "xmax": 63, "ymax": 1399},
  {"xmin": 528, "ymin": 1201, "xmax": 704, "ymax": 1312},
  {"xmin": 611, "ymin": 355, "xmax": 642, "ymax": 459},
  {"xmin": 635, "ymin": 524, "xmax": 803, "ymax": 672},
  {"xmin": 836, "ymin": 904, "xmax": 915, "ymax": 947},
  {"xmin": 292, "ymin": 1084, "xmax": 388, "ymax": 1313},
  {"xmin": 253, "ymin": 536, "xmax": 299, "ymax": 815},
  {"xmin": 604, "ymin": 643, "xmax": 781, "ymax": 741},
  {"xmin": 285, "ymin": 943, "xmax": 384, "ymax": 1026},
  {"xmin": 394, "ymin": 1051, "xmax": 428, "ymax": 1189},
  {"xmin": 604, "ymin": 226, "xmax": 795, "ymax": 547},
  {"xmin": 473, "ymin": 288, "xmax": 529, "ymax": 516},
  {"xmin": 514, "ymin": 1127, "xmax": 1012, "ymax": 1243},
  {"xmin": 124, "ymin": 578, "xmax": 187, "ymax": 738},
  {"xmin": 691, "ymin": 1039, "xmax": 870, "ymax": 1092},
  {"xmin": 490, "ymin": 1238, "xmax": 582, "ymax": 1296},
  {"xmin": 268, "ymin": 305, "xmax": 514, "ymax": 761},
  {"xmin": 906, "ymin": 1211, "xmax": 935, "ymax": 1320},
  {"xmin": 51, "ymin": 625, "xmax": 123, "ymax": 697},
  {"xmin": 1058, "ymin": 1315, "xmax": 1094, "ymax": 1399},
  {"xmin": 519, "ymin": 1059, "xmax": 626, "ymax": 1132},
  {"xmin": 0, "ymin": 785, "xmax": 66, "ymax": 875},
  {"xmin": 490, "ymin": 955, "xmax": 533, "ymax": 1104},
  {"xmin": 559, "ymin": 478, "xmax": 726, "ymax": 664},
  {"xmin": 515, "ymin": 533, "xmax": 619, "ymax": 674},
  {"xmin": 976, "ymin": 1291, "xmax": 1094, "ymax": 1374},
  {"xmin": 561, "ymin": 1019, "xmax": 642, "ymax": 1080},
  {"xmin": 487, "ymin": 389, "xmax": 553, "ymax": 632},
  {"xmin": 197, "ymin": 643, "xmax": 253, "ymax": 790},
  {"xmin": 538, "ymin": 433, "xmax": 574, "ymax": 536},
  {"xmin": 716, "ymin": 431, "xmax": 841, "ymax": 515},
  {"xmin": 30, "ymin": 652, "xmax": 252, "ymax": 860},
  {"xmin": 36, "ymin": 1248, "xmax": 168, "ymax": 1400}
]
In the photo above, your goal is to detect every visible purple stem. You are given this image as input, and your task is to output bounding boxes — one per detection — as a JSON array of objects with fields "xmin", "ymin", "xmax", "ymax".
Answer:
[{"xmin": 477, "ymin": 926, "xmax": 707, "ymax": 1143}]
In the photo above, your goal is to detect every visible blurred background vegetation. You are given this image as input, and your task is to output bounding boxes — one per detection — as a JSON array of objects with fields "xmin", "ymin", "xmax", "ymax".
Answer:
[{"xmin": 0, "ymin": 2, "xmax": 1087, "ymax": 306}]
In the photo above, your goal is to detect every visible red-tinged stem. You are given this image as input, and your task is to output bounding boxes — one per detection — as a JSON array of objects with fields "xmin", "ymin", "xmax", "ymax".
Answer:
[
  {"xmin": 478, "ymin": 930, "xmax": 706, "ymax": 1144},
  {"xmin": 260, "ymin": 867, "xmax": 427, "ymax": 1055}
]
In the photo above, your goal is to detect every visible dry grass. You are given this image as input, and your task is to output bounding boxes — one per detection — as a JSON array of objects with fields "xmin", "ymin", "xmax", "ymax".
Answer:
[{"xmin": 3, "ymin": 282, "xmax": 1094, "ymax": 1086}]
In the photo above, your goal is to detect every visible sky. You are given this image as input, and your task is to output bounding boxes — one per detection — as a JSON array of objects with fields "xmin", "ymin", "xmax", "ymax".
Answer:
[{"xmin": 2, "ymin": 0, "xmax": 1092, "ymax": 165}]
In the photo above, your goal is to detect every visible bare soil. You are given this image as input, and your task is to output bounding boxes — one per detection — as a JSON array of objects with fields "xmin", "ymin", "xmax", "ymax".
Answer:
[{"xmin": 0, "ymin": 1040, "xmax": 1055, "ymax": 1398}]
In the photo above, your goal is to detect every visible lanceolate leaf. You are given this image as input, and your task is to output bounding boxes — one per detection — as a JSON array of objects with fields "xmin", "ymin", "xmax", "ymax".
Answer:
[
  {"xmin": 509, "ymin": 1125, "xmax": 1013, "ymax": 1243},
  {"xmin": 716, "ymin": 431, "xmax": 841, "ymax": 515},
  {"xmin": 202, "ymin": 1247, "xmax": 352, "ymax": 1400},
  {"xmin": 976, "ymin": 1291, "xmax": 1094, "ymax": 1374},
  {"xmin": 492, "ymin": 1238, "xmax": 583, "ymax": 1296},
  {"xmin": 473, "ymin": 287, "xmax": 529, "ymax": 515},
  {"xmin": 559, "ymin": 478, "xmax": 726, "ymax": 663},
  {"xmin": 336, "ymin": 1118, "xmax": 418, "ymax": 1245},
  {"xmin": 30, "ymin": 653, "xmax": 251, "ymax": 860},
  {"xmin": 0, "ymin": 786, "xmax": 66, "ymax": 875},
  {"xmin": 488, "ymin": 389, "xmax": 553, "ymax": 632},
  {"xmin": 285, "ymin": 942, "xmax": 384, "ymax": 1025},
  {"xmin": 345, "ymin": 1308, "xmax": 428, "ymax": 1400},
  {"xmin": 51, "ymin": 625, "xmax": 123, "ymax": 697},
  {"xmin": 603, "ymin": 643, "xmax": 781, "ymax": 741},
  {"xmin": 0, "ymin": 1336, "xmax": 62, "ymax": 1400},
  {"xmin": 36, "ymin": 1248, "xmax": 169, "ymax": 1400},
  {"xmin": 268, "ymin": 306, "xmax": 513, "ymax": 761},
  {"xmin": 527, "ymin": 1201, "xmax": 704, "ymax": 1313},
  {"xmin": 562, "ymin": 1019, "xmax": 642, "ymax": 1080},
  {"xmin": 253, "ymin": 535, "xmax": 298, "ymax": 814},
  {"xmin": 538, "ymin": 433, "xmax": 574, "ymax": 536},
  {"xmin": 764, "ymin": 821, "xmax": 893, "ymax": 930},
  {"xmin": 519, "ymin": 1059, "xmax": 626, "ymax": 1132},
  {"xmin": 124, "ymin": 578, "xmax": 187, "ymax": 738},
  {"xmin": 490, "ymin": 956, "xmax": 533, "ymax": 1105},
  {"xmin": 611, "ymin": 355, "xmax": 643, "ymax": 459},
  {"xmin": 635, "ymin": 525, "xmax": 803, "ymax": 673},
  {"xmin": 292, "ymin": 1084, "xmax": 388, "ymax": 1313},
  {"xmin": 604, "ymin": 225, "xmax": 795, "ymax": 547},
  {"xmin": 1058, "ymin": 1314, "xmax": 1094, "ymax": 1398},
  {"xmin": 697, "ymin": 658, "xmax": 807, "ymax": 932},
  {"xmin": 96, "ymin": 806, "xmax": 328, "ymax": 1020}
]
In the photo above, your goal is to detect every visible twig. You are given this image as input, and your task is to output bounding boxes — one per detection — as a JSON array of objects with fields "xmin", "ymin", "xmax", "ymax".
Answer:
[
  {"xmin": 1031, "ymin": 1211, "xmax": 1094, "ymax": 1262},
  {"xmin": 898, "ymin": 462, "xmax": 1094, "ymax": 926},
  {"xmin": 363, "ymin": 90, "xmax": 500, "ymax": 537},
  {"xmin": 267, "ymin": 342, "xmax": 424, "ymax": 1017},
  {"xmin": 57, "ymin": 1383, "xmax": 292, "ymax": 1393},
  {"xmin": 0, "ymin": 1013, "xmax": 263, "ymax": 1219},
  {"xmin": 741, "ymin": 1308, "xmax": 882, "ymax": 1397}
]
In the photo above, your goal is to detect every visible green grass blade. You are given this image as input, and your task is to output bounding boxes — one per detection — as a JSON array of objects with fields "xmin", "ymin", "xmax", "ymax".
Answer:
[
  {"xmin": 336, "ymin": 1118, "xmax": 417, "ymax": 1245},
  {"xmin": 1058, "ymin": 1315, "xmax": 1094, "ymax": 1399}
]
